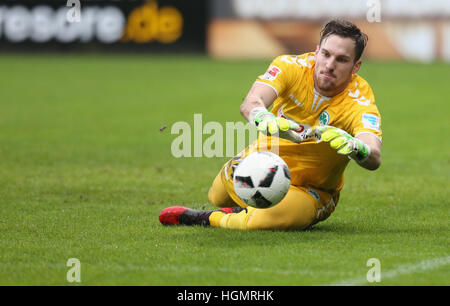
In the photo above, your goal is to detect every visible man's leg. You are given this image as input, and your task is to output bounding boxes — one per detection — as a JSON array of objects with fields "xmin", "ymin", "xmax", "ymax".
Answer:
[
  {"xmin": 159, "ymin": 149, "xmax": 337, "ymax": 229},
  {"xmin": 159, "ymin": 170, "xmax": 242, "ymax": 226},
  {"xmin": 207, "ymin": 172, "xmax": 239, "ymax": 208},
  {"xmin": 160, "ymin": 184, "xmax": 336, "ymax": 230},
  {"xmin": 209, "ymin": 185, "xmax": 327, "ymax": 230}
]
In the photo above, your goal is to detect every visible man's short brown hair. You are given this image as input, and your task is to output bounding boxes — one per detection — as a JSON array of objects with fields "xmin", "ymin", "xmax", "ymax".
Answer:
[{"xmin": 319, "ymin": 19, "xmax": 368, "ymax": 62}]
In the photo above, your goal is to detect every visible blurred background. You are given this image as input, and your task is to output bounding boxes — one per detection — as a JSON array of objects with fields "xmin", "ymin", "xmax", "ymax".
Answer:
[{"xmin": 0, "ymin": 0, "xmax": 448, "ymax": 62}]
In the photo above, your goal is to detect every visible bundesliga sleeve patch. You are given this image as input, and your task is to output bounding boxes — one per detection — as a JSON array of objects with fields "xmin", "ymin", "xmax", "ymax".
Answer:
[
  {"xmin": 260, "ymin": 65, "xmax": 281, "ymax": 81},
  {"xmin": 362, "ymin": 113, "xmax": 380, "ymax": 132}
]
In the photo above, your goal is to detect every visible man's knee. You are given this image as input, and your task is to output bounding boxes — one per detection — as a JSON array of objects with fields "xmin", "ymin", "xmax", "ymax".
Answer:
[
  {"xmin": 208, "ymin": 173, "xmax": 236, "ymax": 208},
  {"xmin": 208, "ymin": 186, "xmax": 226, "ymax": 207},
  {"xmin": 245, "ymin": 187, "xmax": 318, "ymax": 230}
]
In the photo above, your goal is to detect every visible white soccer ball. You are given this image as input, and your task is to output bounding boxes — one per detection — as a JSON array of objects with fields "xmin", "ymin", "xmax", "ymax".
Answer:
[{"xmin": 233, "ymin": 151, "xmax": 291, "ymax": 209}]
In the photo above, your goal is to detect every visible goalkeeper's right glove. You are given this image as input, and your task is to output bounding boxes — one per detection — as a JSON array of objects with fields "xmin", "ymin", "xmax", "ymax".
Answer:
[
  {"xmin": 313, "ymin": 125, "xmax": 371, "ymax": 163},
  {"xmin": 249, "ymin": 107, "xmax": 308, "ymax": 143}
]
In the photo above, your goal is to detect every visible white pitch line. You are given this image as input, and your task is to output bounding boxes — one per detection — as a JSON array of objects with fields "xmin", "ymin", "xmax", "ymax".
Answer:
[{"xmin": 327, "ymin": 256, "xmax": 450, "ymax": 286}]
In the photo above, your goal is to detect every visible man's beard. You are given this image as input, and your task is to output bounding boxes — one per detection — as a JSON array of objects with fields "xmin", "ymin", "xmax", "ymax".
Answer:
[
  {"xmin": 314, "ymin": 68, "xmax": 351, "ymax": 96},
  {"xmin": 314, "ymin": 69, "xmax": 337, "ymax": 94},
  {"xmin": 316, "ymin": 77, "xmax": 335, "ymax": 92}
]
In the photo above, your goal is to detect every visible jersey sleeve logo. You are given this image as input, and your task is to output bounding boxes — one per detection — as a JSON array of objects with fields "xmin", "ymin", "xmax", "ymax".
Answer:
[
  {"xmin": 260, "ymin": 65, "xmax": 281, "ymax": 81},
  {"xmin": 362, "ymin": 113, "xmax": 380, "ymax": 132},
  {"xmin": 348, "ymin": 82, "xmax": 371, "ymax": 106}
]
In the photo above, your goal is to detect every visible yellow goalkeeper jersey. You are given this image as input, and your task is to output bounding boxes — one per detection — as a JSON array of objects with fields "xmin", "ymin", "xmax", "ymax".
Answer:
[{"xmin": 242, "ymin": 52, "xmax": 382, "ymax": 194}]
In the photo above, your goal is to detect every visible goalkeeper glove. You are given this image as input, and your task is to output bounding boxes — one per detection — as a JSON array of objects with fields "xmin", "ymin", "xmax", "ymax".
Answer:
[
  {"xmin": 314, "ymin": 125, "xmax": 371, "ymax": 162},
  {"xmin": 249, "ymin": 107, "xmax": 307, "ymax": 143}
]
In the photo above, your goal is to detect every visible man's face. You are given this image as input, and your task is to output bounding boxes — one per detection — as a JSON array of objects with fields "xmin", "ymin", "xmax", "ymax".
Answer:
[{"xmin": 313, "ymin": 34, "xmax": 361, "ymax": 96}]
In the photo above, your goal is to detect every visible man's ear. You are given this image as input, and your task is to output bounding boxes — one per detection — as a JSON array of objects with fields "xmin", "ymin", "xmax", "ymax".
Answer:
[{"xmin": 352, "ymin": 60, "xmax": 362, "ymax": 74}]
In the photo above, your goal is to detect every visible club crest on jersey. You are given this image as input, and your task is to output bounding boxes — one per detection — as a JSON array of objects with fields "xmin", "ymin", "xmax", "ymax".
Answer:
[
  {"xmin": 260, "ymin": 65, "xmax": 281, "ymax": 81},
  {"xmin": 318, "ymin": 110, "xmax": 330, "ymax": 126}
]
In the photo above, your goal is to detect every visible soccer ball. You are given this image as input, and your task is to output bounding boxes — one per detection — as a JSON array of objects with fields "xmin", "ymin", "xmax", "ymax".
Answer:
[{"xmin": 233, "ymin": 151, "xmax": 291, "ymax": 209}]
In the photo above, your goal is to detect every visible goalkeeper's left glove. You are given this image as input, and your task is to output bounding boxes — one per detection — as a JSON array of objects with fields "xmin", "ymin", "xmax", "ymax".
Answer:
[
  {"xmin": 249, "ymin": 107, "xmax": 308, "ymax": 143},
  {"xmin": 314, "ymin": 125, "xmax": 371, "ymax": 163}
]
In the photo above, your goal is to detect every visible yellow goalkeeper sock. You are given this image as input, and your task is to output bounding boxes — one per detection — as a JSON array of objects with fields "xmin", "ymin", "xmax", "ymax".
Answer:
[{"xmin": 209, "ymin": 207, "xmax": 257, "ymax": 230}]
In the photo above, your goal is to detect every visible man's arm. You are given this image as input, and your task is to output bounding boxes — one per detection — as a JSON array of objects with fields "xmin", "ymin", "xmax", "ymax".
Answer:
[
  {"xmin": 315, "ymin": 126, "xmax": 382, "ymax": 171},
  {"xmin": 240, "ymin": 82, "xmax": 277, "ymax": 121},
  {"xmin": 355, "ymin": 133, "xmax": 381, "ymax": 170},
  {"xmin": 239, "ymin": 82, "xmax": 306, "ymax": 143}
]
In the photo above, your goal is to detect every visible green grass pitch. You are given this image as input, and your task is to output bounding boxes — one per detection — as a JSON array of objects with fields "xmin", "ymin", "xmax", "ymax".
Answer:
[{"xmin": 0, "ymin": 54, "xmax": 448, "ymax": 285}]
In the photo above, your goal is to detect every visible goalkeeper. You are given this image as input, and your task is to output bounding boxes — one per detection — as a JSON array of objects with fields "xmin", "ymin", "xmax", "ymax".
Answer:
[{"xmin": 160, "ymin": 19, "xmax": 382, "ymax": 230}]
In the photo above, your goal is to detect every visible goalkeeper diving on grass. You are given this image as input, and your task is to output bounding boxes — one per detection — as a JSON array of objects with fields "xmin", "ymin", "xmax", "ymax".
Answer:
[{"xmin": 159, "ymin": 19, "xmax": 382, "ymax": 230}]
